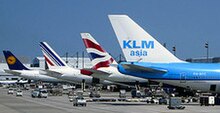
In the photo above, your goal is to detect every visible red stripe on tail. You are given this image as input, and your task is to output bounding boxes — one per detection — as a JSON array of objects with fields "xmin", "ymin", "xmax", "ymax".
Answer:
[
  {"xmin": 92, "ymin": 58, "xmax": 113, "ymax": 69},
  {"xmin": 44, "ymin": 55, "xmax": 54, "ymax": 66},
  {"xmin": 83, "ymin": 39, "xmax": 105, "ymax": 52}
]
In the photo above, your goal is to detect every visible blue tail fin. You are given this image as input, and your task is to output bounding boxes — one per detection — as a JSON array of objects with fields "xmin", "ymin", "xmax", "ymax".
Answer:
[{"xmin": 3, "ymin": 50, "xmax": 29, "ymax": 70}]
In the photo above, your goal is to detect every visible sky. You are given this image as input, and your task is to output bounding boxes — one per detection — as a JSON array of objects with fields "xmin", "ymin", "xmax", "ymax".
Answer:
[{"xmin": 0, "ymin": 0, "xmax": 220, "ymax": 61}]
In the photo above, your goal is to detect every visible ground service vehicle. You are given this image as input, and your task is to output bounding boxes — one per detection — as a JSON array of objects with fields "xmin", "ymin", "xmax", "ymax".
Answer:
[
  {"xmin": 16, "ymin": 90, "xmax": 23, "ymax": 96},
  {"xmin": 8, "ymin": 88, "xmax": 14, "ymax": 94},
  {"xmin": 31, "ymin": 89, "xmax": 40, "ymax": 98},
  {"xmin": 73, "ymin": 97, "xmax": 87, "ymax": 106},
  {"xmin": 39, "ymin": 89, "xmax": 48, "ymax": 98}
]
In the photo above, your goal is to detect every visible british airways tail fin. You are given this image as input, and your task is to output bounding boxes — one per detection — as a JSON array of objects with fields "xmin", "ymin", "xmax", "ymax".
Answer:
[
  {"xmin": 3, "ymin": 50, "xmax": 29, "ymax": 70},
  {"xmin": 81, "ymin": 33, "xmax": 117, "ymax": 69},
  {"xmin": 108, "ymin": 15, "xmax": 183, "ymax": 63},
  {"xmin": 39, "ymin": 42, "xmax": 68, "ymax": 68}
]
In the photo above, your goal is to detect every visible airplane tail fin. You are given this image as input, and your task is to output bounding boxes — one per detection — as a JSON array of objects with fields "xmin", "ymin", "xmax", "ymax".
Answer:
[
  {"xmin": 81, "ymin": 33, "xmax": 117, "ymax": 69},
  {"xmin": 108, "ymin": 15, "xmax": 183, "ymax": 63},
  {"xmin": 3, "ymin": 50, "xmax": 29, "ymax": 70},
  {"xmin": 39, "ymin": 42, "xmax": 68, "ymax": 69}
]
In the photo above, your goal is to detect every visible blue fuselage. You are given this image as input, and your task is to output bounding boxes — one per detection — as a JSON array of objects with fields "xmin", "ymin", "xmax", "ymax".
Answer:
[{"xmin": 118, "ymin": 62, "xmax": 220, "ymax": 93}]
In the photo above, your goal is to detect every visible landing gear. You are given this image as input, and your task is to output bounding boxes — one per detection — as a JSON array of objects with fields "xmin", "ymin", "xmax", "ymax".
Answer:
[
  {"xmin": 89, "ymin": 86, "xmax": 101, "ymax": 98},
  {"xmin": 81, "ymin": 79, "xmax": 85, "ymax": 92},
  {"xmin": 135, "ymin": 81, "xmax": 140, "ymax": 90}
]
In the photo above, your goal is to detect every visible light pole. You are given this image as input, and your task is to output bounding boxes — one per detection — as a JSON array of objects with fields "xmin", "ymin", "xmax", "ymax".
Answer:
[
  {"xmin": 65, "ymin": 52, "xmax": 68, "ymax": 64},
  {"xmin": 172, "ymin": 46, "xmax": 176, "ymax": 56},
  {"xmin": 205, "ymin": 42, "xmax": 209, "ymax": 63},
  {"xmin": 76, "ymin": 52, "xmax": 79, "ymax": 68},
  {"xmin": 82, "ymin": 51, "xmax": 84, "ymax": 69}
]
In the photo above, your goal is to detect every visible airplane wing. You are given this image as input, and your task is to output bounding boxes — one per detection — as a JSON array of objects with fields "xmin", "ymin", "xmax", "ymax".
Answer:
[
  {"xmin": 110, "ymin": 81, "xmax": 135, "ymax": 88},
  {"xmin": 82, "ymin": 68, "xmax": 135, "ymax": 88},
  {"xmin": 4, "ymin": 69, "xmax": 22, "ymax": 75},
  {"xmin": 39, "ymin": 70, "xmax": 62, "ymax": 76},
  {"xmin": 121, "ymin": 64, "xmax": 167, "ymax": 74},
  {"xmin": 82, "ymin": 68, "xmax": 111, "ymax": 76}
]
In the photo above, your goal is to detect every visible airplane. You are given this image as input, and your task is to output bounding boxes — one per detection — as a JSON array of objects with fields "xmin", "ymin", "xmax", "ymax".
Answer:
[
  {"xmin": 81, "ymin": 33, "xmax": 148, "ymax": 86},
  {"xmin": 3, "ymin": 50, "xmax": 65, "ymax": 83},
  {"xmin": 39, "ymin": 42, "xmax": 113, "ymax": 85},
  {"xmin": 109, "ymin": 15, "xmax": 220, "ymax": 93},
  {"xmin": 0, "ymin": 79, "xmax": 28, "ymax": 84}
]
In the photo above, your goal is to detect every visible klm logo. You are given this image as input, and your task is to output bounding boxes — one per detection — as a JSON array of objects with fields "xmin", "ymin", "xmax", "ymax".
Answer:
[
  {"xmin": 123, "ymin": 40, "xmax": 154, "ymax": 49},
  {"xmin": 123, "ymin": 40, "xmax": 154, "ymax": 57}
]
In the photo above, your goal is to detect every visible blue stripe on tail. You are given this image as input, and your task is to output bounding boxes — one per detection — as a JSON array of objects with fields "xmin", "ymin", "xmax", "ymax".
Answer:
[
  {"xmin": 88, "ymin": 53, "xmax": 105, "ymax": 60},
  {"xmin": 40, "ymin": 42, "xmax": 65, "ymax": 66},
  {"xmin": 40, "ymin": 44, "xmax": 60, "ymax": 66}
]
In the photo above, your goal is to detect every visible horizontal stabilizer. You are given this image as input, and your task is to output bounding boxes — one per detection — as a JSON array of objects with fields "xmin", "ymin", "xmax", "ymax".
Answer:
[
  {"xmin": 111, "ymin": 81, "xmax": 135, "ymax": 88},
  {"xmin": 121, "ymin": 64, "xmax": 167, "ymax": 74},
  {"xmin": 4, "ymin": 69, "xmax": 22, "ymax": 75}
]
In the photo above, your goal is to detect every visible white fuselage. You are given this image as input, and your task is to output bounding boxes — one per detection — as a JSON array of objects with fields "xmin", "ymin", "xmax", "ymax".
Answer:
[
  {"xmin": 93, "ymin": 66, "xmax": 148, "ymax": 84},
  {"xmin": 11, "ymin": 70, "xmax": 63, "ymax": 82},
  {"xmin": 46, "ymin": 67, "xmax": 113, "ymax": 85}
]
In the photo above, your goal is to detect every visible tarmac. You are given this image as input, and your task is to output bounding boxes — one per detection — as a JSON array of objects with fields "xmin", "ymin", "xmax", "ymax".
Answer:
[{"xmin": 0, "ymin": 88, "xmax": 220, "ymax": 113}]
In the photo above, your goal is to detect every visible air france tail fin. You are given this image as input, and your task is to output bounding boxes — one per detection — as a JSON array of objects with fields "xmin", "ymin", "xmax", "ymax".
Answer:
[
  {"xmin": 3, "ymin": 50, "xmax": 29, "ymax": 70},
  {"xmin": 39, "ymin": 42, "xmax": 68, "ymax": 69},
  {"xmin": 108, "ymin": 15, "xmax": 183, "ymax": 63},
  {"xmin": 81, "ymin": 33, "xmax": 117, "ymax": 69}
]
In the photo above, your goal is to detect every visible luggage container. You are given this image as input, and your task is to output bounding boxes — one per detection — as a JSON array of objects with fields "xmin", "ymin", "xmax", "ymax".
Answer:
[
  {"xmin": 167, "ymin": 97, "xmax": 185, "ymax": 109},
  {"xmin": 200, "ymin": 96, "xmax": 215, "ymax": 106}
]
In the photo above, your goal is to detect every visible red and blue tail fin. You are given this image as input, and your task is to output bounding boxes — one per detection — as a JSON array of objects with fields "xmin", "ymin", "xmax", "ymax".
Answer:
[
  {"xmin": 3, "ymin": 50, "xmax": 29, "ymax": 70},
  {"xmin": 81, "ymin": 33, "xmax": 117, "ymax": 69},
  {"xmin": 39, "ymin": 42, "xmax": 68, "ymax": 68}
]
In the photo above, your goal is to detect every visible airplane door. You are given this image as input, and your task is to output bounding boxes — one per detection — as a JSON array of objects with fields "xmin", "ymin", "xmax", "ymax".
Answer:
[{"xmin": 180, "ymin": 73, "xmax": 186, "ymax": 83}]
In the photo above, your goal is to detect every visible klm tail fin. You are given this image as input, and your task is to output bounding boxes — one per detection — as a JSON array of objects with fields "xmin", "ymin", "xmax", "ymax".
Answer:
[
  {"xmin": 39, "ymin": 42, "xmax": 68, "ymax": 68},
  {"xmin": 3, "ymin": 50, "xmax": 29, "ymax": 70},
  {"xmin": 81, "ymin": 33, "xmax": 117, "ymax": 69},
  {"xmin": 109, "ymin": 15, "xmax": 183, "ymax": 63}
]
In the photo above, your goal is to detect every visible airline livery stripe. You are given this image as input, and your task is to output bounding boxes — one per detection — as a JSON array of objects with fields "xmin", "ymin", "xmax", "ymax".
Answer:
[
  {"xmin": 86, "ymin": 48, "xmax": 108, "ymax": 56},
  {"xmin": 42, "ymin": 49, "xmax": 60, "ymax": 66},
  {"xmin": 136, "ymin": 78, "xmax": 220, "ymax": 81},
  {"xmin": 81, "ymin": 33, "xmax": 100, "ymax": 45},
  {"xmin": 93, "ymin": 58, "xmax": 113, "ymax": 69},
  {"xmin": 40, "ymin": 43, "xmax": 65, "ymax": 66},
  {"xmin": 91, "ymin": 54, "xmax": 112, "ymax": 66},
  {"xmin": 40, "ymin": 44, "xmax": 61, "ymax": 66},
  {"xmin": 44, "ymin": 55, "xmax": 54, "ymax": 66},
  {"xmin": 40, "ymin": 42, "xmax": 65, "ymax": 66},
  {"xmin": 88, "ymin": 53, "xmax": 105, "ymax": 59},
  {"xmin": 82, "ymin": 39, "xmax": 105, "ymax": 52}
]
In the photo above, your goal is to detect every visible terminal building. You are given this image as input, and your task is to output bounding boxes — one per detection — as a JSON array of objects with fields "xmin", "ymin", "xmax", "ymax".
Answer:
[
  {"xmin": 186, "ymin": 57, "xmax": 220, "ymax": 63},
  {"xmin": 31, "ymin": 57, "xmax": 92, "ymax": 69}
]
